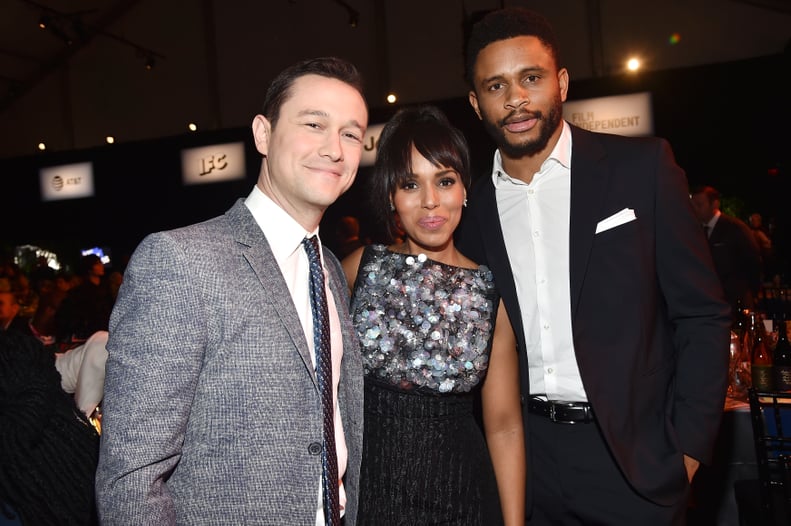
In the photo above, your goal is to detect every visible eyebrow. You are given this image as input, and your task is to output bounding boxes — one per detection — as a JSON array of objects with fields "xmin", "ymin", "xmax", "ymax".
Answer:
[
  {"xmin": 297, "ymin": 109, "xmax": 365, "ymax": 131},
  {"xmin": 407, "ymin": 168, "xmax": 459, "ymax": 178},
  {"xmin": 480, "ymin": 66, "xmax": 548, "ymax": 85}
]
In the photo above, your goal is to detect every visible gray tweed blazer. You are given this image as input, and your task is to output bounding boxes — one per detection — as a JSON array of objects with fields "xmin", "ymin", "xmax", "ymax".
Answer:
[{"xmin": 95, "ymin": 199, "xmax": 364, "ymax": 525}]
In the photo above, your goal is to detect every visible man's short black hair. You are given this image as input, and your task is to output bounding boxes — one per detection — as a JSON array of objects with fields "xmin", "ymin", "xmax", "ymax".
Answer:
[
  {"xmin": 465, "ymin": 7, "xmax": 561, "ymax": 88},
  {"xmin": 262, "ymin": 57, "xmax": 365, "ymax": 128}
]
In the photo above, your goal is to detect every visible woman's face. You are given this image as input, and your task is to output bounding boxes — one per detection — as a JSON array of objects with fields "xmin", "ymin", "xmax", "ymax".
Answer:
[{"xmin": 392, "ymin": 145, "xmax": 466, "ymax": 257}]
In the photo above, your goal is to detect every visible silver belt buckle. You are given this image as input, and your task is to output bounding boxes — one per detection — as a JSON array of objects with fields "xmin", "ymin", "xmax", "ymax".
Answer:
[{"xmin": 548, "ymin": 402, "xmax": 558, "ymax": 422}]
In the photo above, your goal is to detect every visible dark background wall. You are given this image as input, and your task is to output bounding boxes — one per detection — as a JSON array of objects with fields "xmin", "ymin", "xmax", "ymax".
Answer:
[{"xmin": 2, "ymin": 52, "xmax": 789, "ymax": 274}]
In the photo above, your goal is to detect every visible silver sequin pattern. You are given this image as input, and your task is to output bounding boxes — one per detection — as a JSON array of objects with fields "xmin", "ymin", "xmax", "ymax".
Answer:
[{"xmin": 350, "ymin": 244, "xmax": 498, "ymax": 394}]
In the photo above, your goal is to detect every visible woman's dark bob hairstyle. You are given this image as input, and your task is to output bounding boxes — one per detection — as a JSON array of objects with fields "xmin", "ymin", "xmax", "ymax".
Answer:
[{"xmin": 369, "ymin": 105, "xmax": 471, "ymax": 242}]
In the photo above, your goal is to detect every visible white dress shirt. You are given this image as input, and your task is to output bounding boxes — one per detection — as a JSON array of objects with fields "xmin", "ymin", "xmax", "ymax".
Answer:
[
  {"xmin": 245, "ymin": 186, "xmax": 347, "ymax": 524},
  {"xmin": 703, "ymin": 210, "xmax": 721, "ymax": 238},
  {"xmin": 492, "ymin": 121, "xmax": 588, "ymax": 402}
]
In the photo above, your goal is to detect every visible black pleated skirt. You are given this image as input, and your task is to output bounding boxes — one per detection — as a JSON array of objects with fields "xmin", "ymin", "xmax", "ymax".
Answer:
[{"xmin": 356, "ymin": 379, "xmax": 503, "ymax": 526}]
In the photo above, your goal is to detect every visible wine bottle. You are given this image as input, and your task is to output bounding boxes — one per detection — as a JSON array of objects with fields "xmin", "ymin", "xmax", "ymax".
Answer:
[
  {"xmin": 773, "ymin": 314, "xmax": 791, "ymax": 392},
  {"xmin": 751, "ymin": 322, "xmax": 773, "ymax": 391},
  {"xmin": 741, "ymin": 311, "xmax": 756, "ymax": 389},
  {"xmin": 732, "ymin": 301, "xmax": 748, "ymax": 342}
]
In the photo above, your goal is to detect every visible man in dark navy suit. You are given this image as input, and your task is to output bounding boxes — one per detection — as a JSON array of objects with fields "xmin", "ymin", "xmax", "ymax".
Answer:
[
  {"xmin": 691, "ymin": 185, "xmax": 763, "ymax": 311},
  {"xmin": 456, "ymin": 7, "xmax": 731, "ymax": 524}
]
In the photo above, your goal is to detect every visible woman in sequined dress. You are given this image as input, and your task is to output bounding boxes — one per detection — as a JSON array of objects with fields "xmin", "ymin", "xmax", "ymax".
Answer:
[{"xmin": 341, "ymin": 106, "xmax": 525, "ymax": 525}]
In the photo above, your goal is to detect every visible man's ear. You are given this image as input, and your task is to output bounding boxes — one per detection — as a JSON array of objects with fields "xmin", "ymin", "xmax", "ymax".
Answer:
[
  {"xmin": 558, "ymin": 67, "xmax": 569, "ymax": 103},
  {"xmin": 252, "ymin": 115, "xmax": 271, "ymax": 156},
  {"xmin": 468, "ymin": 91, "xmax": 482, "ymax": 121}
]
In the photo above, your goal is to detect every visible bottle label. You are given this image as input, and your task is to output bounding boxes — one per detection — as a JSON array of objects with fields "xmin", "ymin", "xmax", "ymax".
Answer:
[
  {"xmin": 774, "ymin": 365, "xmax": 791, "ymax": 392},
  {"xmin": 752, "ymin": 365, "xmax": 774, "ymax": 391}
]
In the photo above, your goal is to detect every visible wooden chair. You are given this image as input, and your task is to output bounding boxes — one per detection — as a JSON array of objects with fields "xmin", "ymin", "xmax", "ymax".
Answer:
[{"xmin": 734, "ymin": 388, "xmax": 791, "ymax": 525}]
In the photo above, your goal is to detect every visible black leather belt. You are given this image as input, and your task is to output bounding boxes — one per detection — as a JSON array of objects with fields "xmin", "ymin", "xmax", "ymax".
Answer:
[{"xmin": 528, "ymin": 397, "xmax": 595, "ymax": 424}]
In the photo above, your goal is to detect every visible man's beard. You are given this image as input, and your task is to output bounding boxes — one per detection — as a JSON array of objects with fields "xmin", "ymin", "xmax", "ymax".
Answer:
[{"xmin": 480, "ymin": 97, "xmax": 563, "ymax": 159}]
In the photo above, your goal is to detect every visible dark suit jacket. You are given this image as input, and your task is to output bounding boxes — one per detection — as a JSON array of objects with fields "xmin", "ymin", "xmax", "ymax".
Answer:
[
  {"xmin": 707, "ymin": 212, "xmax": 762, "ymax": 310},
  {"xmin": 456, "ymin": 124, "xmax": 731, "ymax": 508}
]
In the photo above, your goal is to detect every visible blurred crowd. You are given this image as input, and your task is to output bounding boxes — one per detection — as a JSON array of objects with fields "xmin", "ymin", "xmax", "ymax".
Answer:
[{"xmin": 1, "ymin": 252, "xmax": 119, "ymax": 525}]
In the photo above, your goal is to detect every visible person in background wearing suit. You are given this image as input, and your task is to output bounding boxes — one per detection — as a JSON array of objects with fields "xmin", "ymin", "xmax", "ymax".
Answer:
[
  {"xmin": 691, "ymin": 185, "xmax": 763, "ymax": 311},
  {"xmin": 456, "ymin": 7, "xmax": 731, "ymax": 524},
  {"xmin": 95, "ymin": 57, "xmax": 368, "ymax": 525},
  {"xmin": 54, "ymin": 253, "xmax": 113, "ymax": 345}
]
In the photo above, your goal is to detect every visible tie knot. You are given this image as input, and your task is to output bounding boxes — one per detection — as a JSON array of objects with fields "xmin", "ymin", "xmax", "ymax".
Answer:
[{"xmin": 303, "ymin": 235, "xmax": 321, "ymax": 262}]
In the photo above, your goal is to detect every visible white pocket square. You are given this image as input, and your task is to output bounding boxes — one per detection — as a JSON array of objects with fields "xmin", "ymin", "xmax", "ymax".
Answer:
[{"xmin": 595, "ymin": 208, "xmax": 637, "ymax": 234}]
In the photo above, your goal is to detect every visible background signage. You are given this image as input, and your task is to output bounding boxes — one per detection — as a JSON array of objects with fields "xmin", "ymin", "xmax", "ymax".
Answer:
[
  {"xmin": 181, "ymin": 142, "xmax": 246, "ymax": 185},
  {"xmin": 39, "ymin": 162, "xmax": 95, "ymax": 201},
  {"xmin": 563, "ymin": 92, "xmax": 653, "ymax": 136},
  {"xmin": 360, "ymin": 123, "xmax": 385, "ymax": 167}
]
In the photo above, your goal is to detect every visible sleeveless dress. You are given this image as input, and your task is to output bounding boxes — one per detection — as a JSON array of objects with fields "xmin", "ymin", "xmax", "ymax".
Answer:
[{"xmin": 350, "ymin": 244, "xmax": 503, "ymax": 526}]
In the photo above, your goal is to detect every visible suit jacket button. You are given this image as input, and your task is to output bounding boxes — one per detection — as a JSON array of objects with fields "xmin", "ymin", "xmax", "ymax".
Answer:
[{"xmin": 308, "ymin": 442, "xmax": 322, "ymax": 455}]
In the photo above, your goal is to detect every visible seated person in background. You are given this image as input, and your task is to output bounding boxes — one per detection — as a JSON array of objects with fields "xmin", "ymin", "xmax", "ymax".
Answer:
[
  {"xmin": 28, "ymin": 270, "xmax": 73, "ymax": 346},
  {"xmin": 28, "ymin": 255, "xmax": 56, "ymax": 294},
  {"xmin": 0, "ymin": 285, "xmax": 33, "ymax": 337},
  {"xmin": 12, "ymin": 274, "xmax": 36, "ymax": 320},
  {"xmin": 54, "ymin": 254, "xmax": 113, "ymax": 344},
  {"xmin": 55, "ymin": 330, "xmax": 109, "ymax": 420},
  {"xmin": 0, "ymin": 331, "xmax": 100, "ymax": 525},
  {"xmin": 2, "ymin": 276, "xmax": 109, "ymax": 422}
]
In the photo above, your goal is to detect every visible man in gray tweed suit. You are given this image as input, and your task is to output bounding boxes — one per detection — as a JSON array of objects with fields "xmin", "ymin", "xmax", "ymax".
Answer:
[{"xmin": 95, "ymin": 57, "xmax": 368, "ymax": 525}]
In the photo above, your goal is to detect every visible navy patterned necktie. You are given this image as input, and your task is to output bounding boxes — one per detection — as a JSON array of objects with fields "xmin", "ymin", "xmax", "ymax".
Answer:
[{"xmin": 302, "ymin": 235, "xmax": 340, "ymax": 525}]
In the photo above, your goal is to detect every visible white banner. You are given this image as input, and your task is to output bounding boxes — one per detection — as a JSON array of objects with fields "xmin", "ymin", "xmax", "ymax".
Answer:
[
  {"xmin": 181, "ymin": 142, "xmax": 246, "ymax": 185},
  {"xmin": 39, "ymin": 162, "xmax": 95, "ymax": 201},
  {"xmin": 563, "ymin": 92, "xmax": 653, "ymax": 136},
  {"xmin": 360, "ymin": 123, "xmax": 386, "ymax": 167}
]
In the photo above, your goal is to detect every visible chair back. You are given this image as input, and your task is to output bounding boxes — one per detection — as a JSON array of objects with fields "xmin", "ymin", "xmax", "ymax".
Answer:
[{"xmin": 746, "ymin": 388, "xmax": 791, "ymax": 525}]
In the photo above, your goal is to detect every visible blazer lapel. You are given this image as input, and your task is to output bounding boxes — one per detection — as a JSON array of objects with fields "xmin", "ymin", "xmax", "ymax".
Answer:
[
  {"xmin": 568, "ymin": 127, "xmax": 610, "ymax": 321},
  {"xmin": 226, "ymin": 201, "xmax": 317, "ymax": 383},
  {"xmin": 476, "ymin": 177, "xmax": 525, "ymax": 347}
]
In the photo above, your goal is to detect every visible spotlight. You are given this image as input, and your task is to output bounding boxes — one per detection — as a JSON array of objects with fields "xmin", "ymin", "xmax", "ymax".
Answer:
[
  {"xmin": 349, "ymin": 11, "xmax": 359, "ymax": 28},
  {"xmin": 145, "ymin": 56, "xmax": 155, "ymax": 70},
  {"xmin": 38, "ymin": 15, "xmax": 50, "ymax": 29}
]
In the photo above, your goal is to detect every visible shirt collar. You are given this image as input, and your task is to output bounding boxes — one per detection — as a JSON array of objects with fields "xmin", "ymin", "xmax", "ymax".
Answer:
[
  {"xmin": 705, "ymin": 210, "xmax": 722, "ymax": 230},
  {"xmin": 492, "ymin": 120, "xmax": 573, "ymax": 185},
  {"xmin": 244, "ymin": 185, "xmax": 319, "ymax": 263}
]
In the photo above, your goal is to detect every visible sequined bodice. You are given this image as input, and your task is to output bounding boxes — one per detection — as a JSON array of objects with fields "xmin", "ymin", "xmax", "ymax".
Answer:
[{"xmin": 350, "ymin": 244, "xmax": 498, "ymax": 394}]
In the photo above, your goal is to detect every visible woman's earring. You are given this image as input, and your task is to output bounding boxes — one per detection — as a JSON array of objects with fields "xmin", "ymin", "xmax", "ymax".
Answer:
[
  {"xmin": 463, "ymin": 197, "xmax": 468, "ymax": 208},
  {"xmin": 390, "ymin": 202, "xmax": 395, "ymax": 212}
]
